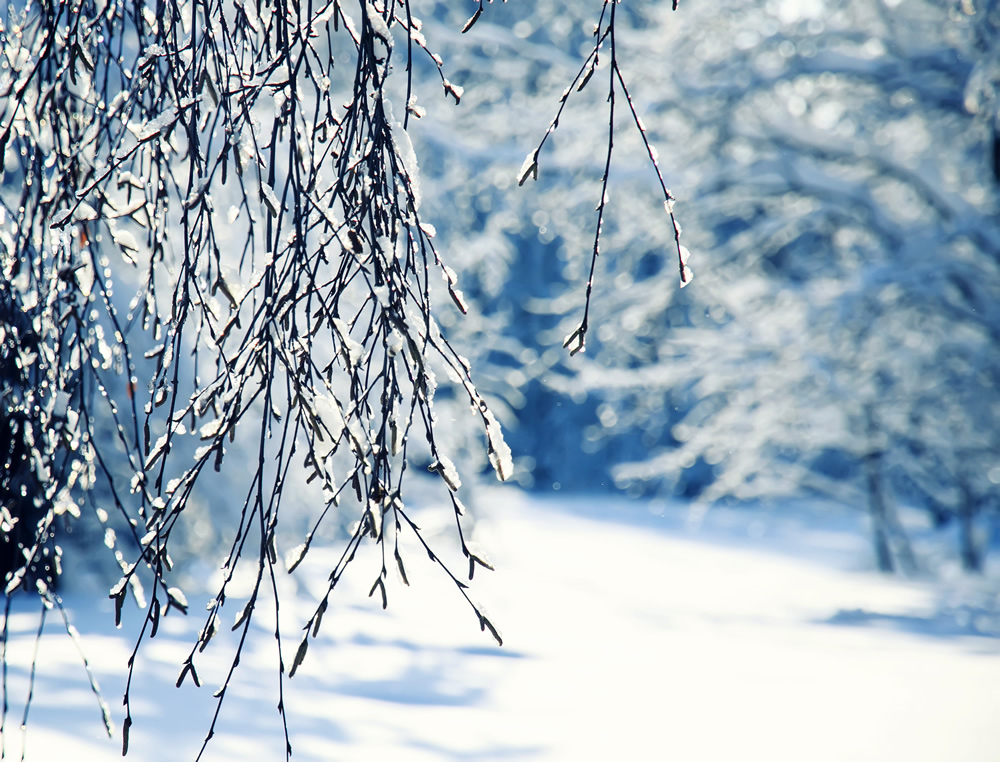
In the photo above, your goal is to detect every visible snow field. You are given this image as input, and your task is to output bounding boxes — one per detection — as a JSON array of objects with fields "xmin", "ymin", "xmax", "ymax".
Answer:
[{"xmin": 2, "ymin": 490, "xmax": 998, "ymax": 761}]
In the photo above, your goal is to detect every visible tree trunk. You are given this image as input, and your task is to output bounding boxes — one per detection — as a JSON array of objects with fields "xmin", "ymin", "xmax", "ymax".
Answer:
[
  {"xmin": 864, "ymin": 449, "xmax": 895, "ymax": 573},
  {"xmin": 862, "ymin": 406, "xmax": 917, "ymax": 575},
  {"xmin": 958, "ymin": 479, "xmax": 983, "ymax": 573},
  {"xmin": 0, "ymin": 413, "xmax": 56, "ymax": 593}
]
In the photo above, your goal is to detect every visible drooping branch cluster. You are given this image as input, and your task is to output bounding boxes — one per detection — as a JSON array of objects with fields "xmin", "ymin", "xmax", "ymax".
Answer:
[
  {"xmin": 514, "ymin": 0, "xmax": 688, "ymax": 356},
  {"xmin": 2, "ymin": 0, "xmax": 512, "ymax": 756},
  {"xmin": 1, "ymin": 0, "xmax": 692, "ymax": 756}
]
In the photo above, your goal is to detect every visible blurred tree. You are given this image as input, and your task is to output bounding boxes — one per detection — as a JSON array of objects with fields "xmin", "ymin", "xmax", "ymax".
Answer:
[
  {"xmin": 576, "ymin": 0, "xmax": 1000, "ymax": 573},
  {"xmin": 405, "ymin": 0, "xmax": 1000, "ymax": 573}
]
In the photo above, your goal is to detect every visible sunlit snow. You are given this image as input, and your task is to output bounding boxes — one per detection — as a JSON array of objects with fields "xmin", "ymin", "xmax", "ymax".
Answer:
[{"xmin": 3, "ymin": 491, "xmax": 997, "ymax": 761}]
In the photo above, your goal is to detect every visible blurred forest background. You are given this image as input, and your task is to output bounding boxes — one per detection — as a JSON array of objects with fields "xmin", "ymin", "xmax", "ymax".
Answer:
[
  {"xmin": 401, "ymin": 0, "xmax": 1000, "ymax": 575},
  {"xmin": 4, "ymin": 0, "xmax": 1000, "ymax": 591}
]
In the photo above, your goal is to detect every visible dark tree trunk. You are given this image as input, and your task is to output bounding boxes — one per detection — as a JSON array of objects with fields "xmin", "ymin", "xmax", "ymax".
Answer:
[
  {"xmin": 0, "ymin": 413, "xmax": 56, "ymax": 593},
  {"xmin": 958, "ymin": 480, "xmax": 983, "ymax": 573},
  {"xmin": 863, "ymin": 406, "xmax": 917, "ymax": 575},
  {"xmin": 1, "ymin": 293, "xmax": 57, "ymax": 594},
  {"xmin": 864, "ymin": 449, "xmax": 895, "ymax": 573}
]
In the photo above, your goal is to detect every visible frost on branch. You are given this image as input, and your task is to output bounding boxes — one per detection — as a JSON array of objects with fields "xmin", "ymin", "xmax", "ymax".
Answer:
[
  {"xmin": 0, "ymin": 0, "xmax": 520, "ymax": 756},
  {"xmin": 517, "ymin": 0, "xmax": 689, "ymax": 354}
]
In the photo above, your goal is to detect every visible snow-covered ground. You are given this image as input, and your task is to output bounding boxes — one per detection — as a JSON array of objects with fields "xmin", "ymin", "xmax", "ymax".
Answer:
[{"xmin": 3, "ymin": 489, "xmax": 999, "ymax": 761}]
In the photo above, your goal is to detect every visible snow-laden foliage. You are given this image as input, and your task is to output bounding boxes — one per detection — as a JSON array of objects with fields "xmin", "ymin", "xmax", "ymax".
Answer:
[
  {"xmin": 583, "ymin": 0, "xmax": 1000, "ymax": 572},
  {"xmin": 0, "ymin": 0, "xmax": 509, "ymax": 750},
  {"xmin": 0, "ymin": 0, "xmax": 683, "ymax": 756},
  {"xmin": 399, "ymin": 0, "xmax": 1000, "ymax": 572}
]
